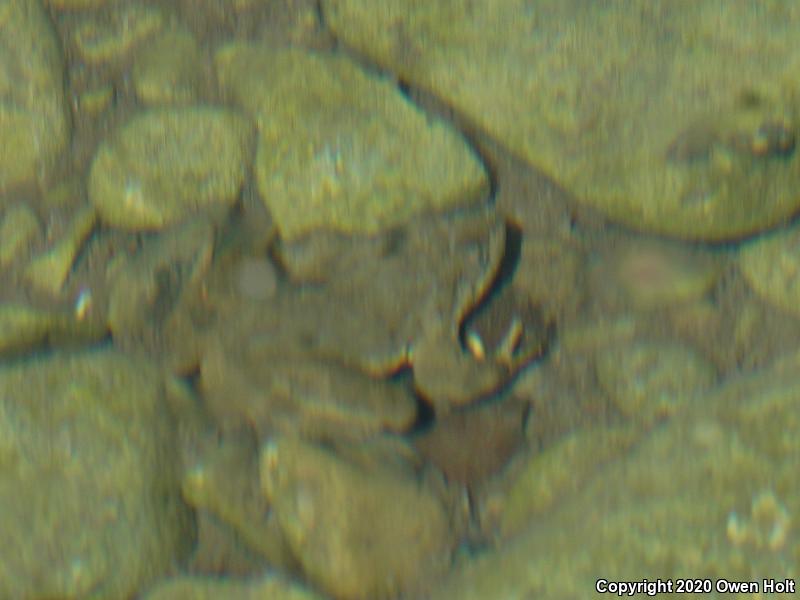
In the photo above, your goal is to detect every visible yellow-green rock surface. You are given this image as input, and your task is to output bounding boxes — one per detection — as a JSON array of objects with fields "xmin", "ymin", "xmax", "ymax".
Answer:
[
  {"xmin": 323, "ymin": 0, "xmax": 800, "ymax": 240},
  {"xmin": 89, "ymin": 107, "xmax": 252, "ymax": 230},
  {"xmin": 215, "ymin": 44, "xmax": 488, "ymax": 241},
  {"xmin": 132, "ymin": 29, "xmax": 205, "ymax": 106},
  {"xmin": 260, "ymin": 436, "xmax": 454, "ymax": 599},
  {"xmin": 738, "ymin": 223, "xmax": 800, "ymax": 317},
  {"xmin": 0, "ymin": 0, "xmax": 69, "ymax": 192},
  {"xmin": 70, "ymin": 3, "xmax": 164, "ymax": 64},
  {"xmin": 0, "ymin": 350, "xmax": 193, "ymax": 599},
  {"xmin": 430, "ymin": 354, "xmax": 800, "ymax": 599}
]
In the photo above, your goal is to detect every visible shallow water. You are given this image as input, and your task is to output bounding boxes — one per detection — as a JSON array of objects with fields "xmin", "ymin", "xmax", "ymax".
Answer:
[{"xmin": 0, "ymin": 1, "xmax": 798, "ymax": 599}]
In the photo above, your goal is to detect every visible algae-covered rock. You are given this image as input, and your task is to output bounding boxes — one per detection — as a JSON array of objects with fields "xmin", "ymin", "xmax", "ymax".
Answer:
[
  {"xmin": 0, "ymin": 204, "xmax": 42, "ymax": 269},
  {"xmin": 0, "ymin": 350, "xmax": 193, "ymax": 599},
  {"xmin": 738, "ymin": 223, "xmax": 800, "ymax": 318},
  {"xmin": 324, "ymin": 0, "xmax": 800, "ymax": 240},
  {"xmin": 0, "ymin": 302, "xmax": 105, "ymax": 357},
  {"xmin": 201, "ymin": 339, "xmax": 417, "ymax": 442},
  {"xmin": 260, "ymin": 436, "xmax": 454, "ymax": 600},
  {"xmin": 590, "ymin": 237, "xmax": 722, "ymax": 311},
  {"xmin": 132, "ymin": 29, "xmax": 205, "ymax": 106},
  {"xmin": 0, "ymin": 0, "xmax": 69, "ymax": 192},
  {"xmin": 215, "ymin": 44, "xmax": 488, "ymax": 240},
  {"xmin": 106, "ymin": 218, "xmax": 213, "ymax": 367},
  {"xmin": 430, "ymin": 360, "xmax": 800, "ymax": 599},
  {"xmin": 484, "ymin": 426, "xmax": 641, "ymax": 541},
  {"xmin": 595, "ymin": 340, "xmax": 718, "ymax": 422},
  {"xmin": 181, "ymin": 430, "xmax": 292, "ymax": 569},
  {"xmin": 70, "ymin": 3, "xmax": 164, "ymax": 64},
  {"xmin": 89, "ymin": 107, "xmax": 252, "ymax": 230},
  {"xmin": 23, "ymin": 205, "xmax": 96, "ymax": 296}
]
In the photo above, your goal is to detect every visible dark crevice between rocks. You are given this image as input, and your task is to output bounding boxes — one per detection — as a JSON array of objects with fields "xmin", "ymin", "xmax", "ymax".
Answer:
[
  {"xmin": 180, "ymin": 363, "xmax": 203, "ymax": 396},
  {"xmin": 320, "ymin": 23, "xmax": 500, "ymax": 207},
  {"xmin": 313, "ymin": 0, "xmax": 326, "ymax": 30},
  {"xmin": 457, "ymin": 220, "xmax": 523, "ymax": 350},
  {"xmin": 398, "ymin": 78, "xmax": 500, "ymax": 206},
  {"xmin": 387, "ymin": 366, "xmax": 436, "ymax": 436},
  {"xmin": 407, "ymin": 387, "xmax": 437, "ymax": 436}
]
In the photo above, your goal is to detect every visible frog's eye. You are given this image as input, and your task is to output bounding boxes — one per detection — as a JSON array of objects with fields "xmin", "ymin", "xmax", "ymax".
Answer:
[
  {"xmin": 261, "ymin": 440, "xmax": 279, "ymax": 471},
  {"xmin": 465, "ymin": 330, "xmax": 486, "ymax": 361}
]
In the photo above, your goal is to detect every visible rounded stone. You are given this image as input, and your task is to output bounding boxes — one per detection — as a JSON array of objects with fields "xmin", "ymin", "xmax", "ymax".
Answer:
[
  {"xmin": 0, "ymin": 0, "xmax": 69, "ymax": 192},
  {"xmin": 88, "ymin": 107, "xmax": 252, "ymax": 230},
  {"xmin": 0, "ymin": 350, "xmax": 193, "ymax": 599},
  {"xmin": 595, "ymin": 340, "xmax": 717, "ymax": 421},
  {"xmin": 70, "ymin": 3, "xmax": 163, "ymax": 64},
  {"xmin": 738, "ymin": 224, "xmax": 800, "ymax": 317},
  {"xmin": 260, "ymin": 436, "xmax": 454, "ymax": 599},
  {"xmin": 132, "ymin": 29, "xmax": 205, "ymax": 106},
  {"xmin": 215, "ymin": 44, "xmax": 488, "ymax": 241},
  {"xmin": 235, "ymin": 256, "xmax": 278, "ymax": 301},
  {"xmin": 324, "ymin": 0, "xmax": 800, "ymax": 241}
]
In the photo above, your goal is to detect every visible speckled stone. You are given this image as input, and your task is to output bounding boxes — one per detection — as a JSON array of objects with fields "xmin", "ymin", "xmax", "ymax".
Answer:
[
  {"xmin": 738, "ymin": 224, "xmax": 800, "ymax": 318},
  {"xmin": 0, "ymin": 350, "xmax": 193, "ymax": 599},
  {"xmin": 0, "ymin": 0, "xmax": 69, "ymax": 192},
  {"xmin": 89, "ymin": 107, "xmax": 252, "ymax": 230},
  {"xmin": 323, "ymin": 0, "xmax": 800, "ymax": 240},
  {"xmin": 215, "ymin": 44, "xmax": 488, "ymax": 241}
]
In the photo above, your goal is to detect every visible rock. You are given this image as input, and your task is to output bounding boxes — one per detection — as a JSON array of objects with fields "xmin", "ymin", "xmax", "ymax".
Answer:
[
  {"xmin": 429, "ymin": 354, "xmax": 800, "ymax": 599},
  {"xmin": 738, "ymin": 223, "xmax": 800, "ymax": 318},
  {"xmin": 323, "ymin": 0, "xmax": 800, "ymax": 240},
  {"xmin": 106, "ymin": 218, "xmax": 214, "ymax": 370},
  {"xmin": 260, "ymin": 436, "xmax": 454, "ymax": 600},
  {"xmin": 0, "ymin": 350, "xmax": 193, "ymax": 599},
  {"xmin": 132, "ymin": 29, "xmax": 206, "ymax": 106},
  {"xmin": 0, "ymin": 302, "xmax": 105, "ymax": 357},
  {"xmin": 70, "ymin": 3, "xmax": 164, "ymax": 64},
  {"xmin": 89, "ymin": 107, "xmax": 252, "ymax": 230},
  {"xmin": 595, "ymin": 340, "xmax": 718, "ymax": 422},
  {"xmin": 181, "ymin": 429, "xmax": 293, "ymax": 570},
  {"xmin": 235, "ymin": 256, "xmax": 278, "ymax": 301},
  {"xmin": 0, "ymin": 204, "xmax": 42, "ymax": 269},
  {"xmin": 215, "ymin": 43, "xmax": 488, "ymax": 240},
  {"xmin": 589, "ymin": 237, "xmax": 722, "ymax": 311},
  {"xmin": 200, "ymin": 338, "xmax": 417, "ymax": 442},
  {"xmin": 481, "ymin": 425, "xmax": 641, "ymax": 541},
  {"xmin": 23, "ymin": 205, "xmax": 96, "ymax": 296},
  {"xmin": 0, "ymin": 0, "xmax": 69, "ymax": 192}
]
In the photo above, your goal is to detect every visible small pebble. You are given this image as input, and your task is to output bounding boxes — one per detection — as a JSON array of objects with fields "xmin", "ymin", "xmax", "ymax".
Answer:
[{"xmin": 236, "ymin": 257, "xmax": 277, "ymax": 300}]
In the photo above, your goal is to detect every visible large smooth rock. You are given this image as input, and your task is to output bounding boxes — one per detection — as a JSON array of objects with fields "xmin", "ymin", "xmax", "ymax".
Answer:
[
  {"xmin": 738, "ymin": 223, "xmax": 800, "ymax": 318},
  {"xmin": 0, "ymin": 350, "xmax": 193, "ymax": 599},
  {"xmin": 0, "ymin": 0, "xmax": 69, "ymax": 192},
  {"xmin": 260, "ymin": 436, "xmax": 454, "ymax": 599},
  {"xmin": 324, "ymin": 0, "xmax": 800, "ymax": 240},
  {"xmin": 215, "ymin": 44, "xmax": 488, "ymax": 241},
  {"xmin": 430, "ymin": 353, "xmax": 800, "ymax": 599},
  {"xmin": 89, "ymin": 107, "xmax": 252, "ymax": 230}
]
